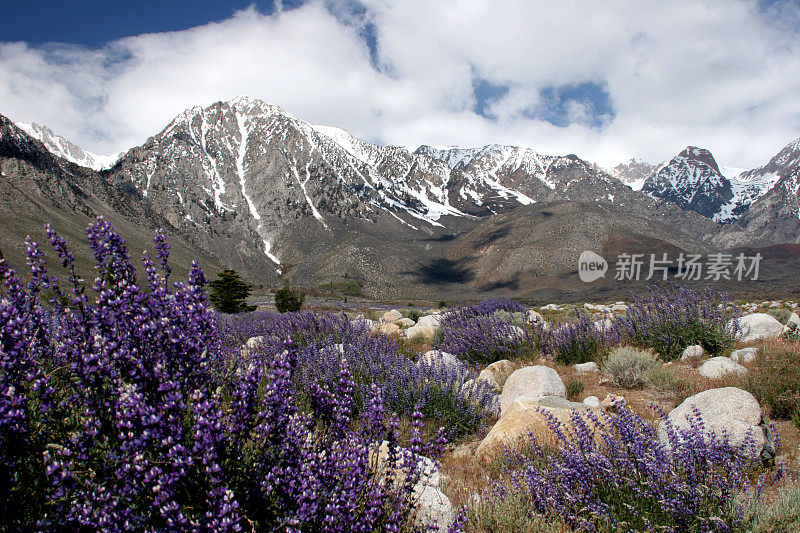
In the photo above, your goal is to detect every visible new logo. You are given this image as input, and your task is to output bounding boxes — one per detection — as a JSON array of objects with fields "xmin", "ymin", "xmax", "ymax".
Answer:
[{"xmin": 578, "ymin": 251, "xmax": 608, "ymax": 282}]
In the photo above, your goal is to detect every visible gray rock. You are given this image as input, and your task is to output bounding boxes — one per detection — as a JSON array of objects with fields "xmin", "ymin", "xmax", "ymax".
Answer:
[
  {"xmin": 477, "ymin": 370, "xmax": 500, "ymax": 391},
  {"xmin": 573, "ymin": 361, "xmax": 599, "ymax": 373},
  {"xmin": 526, "ymin": 309, "xmax": 545, "ymax": 324},
  {"xmin": 506, "ymin": 325, "xmax": 526, "ymax": 341},
  {"xmin": 413, "ymin": 485, "xmax": 454, "ymax": 532},
  {"xmin": 541, "ymin": 303, "xmax": 561, "ymax": 311},
  {"xmin": 583, "ymin": 395, "xmax": 601, "ymax": 408},
  {"xmin": 680, "ymin": 344, "xmax": 705, "ymax": 361},
  {"xmin": 499, "ymin": 366, "xmax": 566, "ymax": 415},
  {"xmin": 657, "ymin": 387, "xmax": 775, "ymax": 462},
  {"xmin": 382, "ymin": 309, "xmax": 403, "ymax": 323},
  {"xmin": 476, "ymin": 396, "xmax": 587, "ymax": 457},
  {"xmin": 593, "ymin": 317, "xmax": 615, "ymax": 332},
  {"xmin": 731, "ymin": 313, "xmax": 788, "ymax": 342},
  {"xmin": 699, "ymin": 357, "xmax": 747, "ymax": 379},
  {"xmin": 420, "ymin": 350, "xmax": 463, "ymax": 370},
  {"xmin": 397, "ymin": 317, "xmax": 416, "ymax": 328},
  {"xmin": 730, "ymin": 347, "xmax": 758, "ymax": 364}
]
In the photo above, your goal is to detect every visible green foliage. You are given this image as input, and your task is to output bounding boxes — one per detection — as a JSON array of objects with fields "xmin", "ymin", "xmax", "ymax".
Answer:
[
  {"xmin": 319, "ymin": 280, "xmax": 364, "ymax": 297},
  {"xmin": 792, "ymin": 408, "xmax": 800, "ymax": 431},
  {"xmin": 602, "ymin": 346, "xmax": 659, "ymax": 388},
  {"xmin": 274, "ymin": 285, "xmax": 305, "ymax": 313},
  {"xmin": 403, "ymin": 308, "xmax": 422, "ymax": 322},
  {"xmin": 768, "ymin": 307, "xmax": 793, "ymax": 325},
  {"xmin": 438, "ymin": 300, "xmax": 447, "ymax": 308},
  {"xmin": 467, "ymin": 489, "xmax": 577, "ymax": 532},
  {"xmin": 208, "ymin": 269, "xmax": 256, "ymax": 313},
  {"xmin": 743, "ymin": 343, "xmax": 800, "ymax": 419},
  {"xmin": 565, "ymin": 378, "xmax": 585, "ymax": 401},
  {"xmin": 646, "ymin": 366, "xmax": 688, "ymax": 395},
  {"xmin": 740, "ymin": 485, "xmax": 800, "ymax": 533}
]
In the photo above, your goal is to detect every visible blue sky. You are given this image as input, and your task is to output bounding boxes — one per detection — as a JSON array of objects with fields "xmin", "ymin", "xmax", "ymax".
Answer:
[
  {"xmin": 0, "ymin": 1, "xmax": 292, "ymax": 46},
  {"xmin": 1, "ymin": 0, "xmax": 799, "ymax": 168}
]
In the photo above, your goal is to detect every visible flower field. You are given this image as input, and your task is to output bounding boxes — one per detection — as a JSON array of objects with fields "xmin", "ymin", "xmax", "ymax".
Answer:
[{"xmin": 2, "ymin": 219, "xmax": 799, "ymax": 532}]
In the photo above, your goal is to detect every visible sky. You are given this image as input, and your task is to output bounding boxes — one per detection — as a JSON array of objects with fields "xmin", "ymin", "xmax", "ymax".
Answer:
[{"xmin": 2, "ymin": 0, "xmax": 800, "ymax": 168}]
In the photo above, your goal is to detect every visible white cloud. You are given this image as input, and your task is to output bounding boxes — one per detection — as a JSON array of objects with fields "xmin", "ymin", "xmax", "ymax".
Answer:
[{"xmin": 1, "ymin": 0, "xmax": 799, "ymax": 168}]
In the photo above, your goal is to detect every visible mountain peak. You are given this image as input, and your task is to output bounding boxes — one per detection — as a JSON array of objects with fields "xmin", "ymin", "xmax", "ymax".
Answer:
[{"xmin": 677, "ymin": 146, "xmax": 721, "ymax": 174}]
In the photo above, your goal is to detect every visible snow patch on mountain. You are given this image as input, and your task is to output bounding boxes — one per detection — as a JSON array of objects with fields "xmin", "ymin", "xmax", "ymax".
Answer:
[{"xmin": 16, "ymin": 122, "xmax": 121, "ymax": 171}]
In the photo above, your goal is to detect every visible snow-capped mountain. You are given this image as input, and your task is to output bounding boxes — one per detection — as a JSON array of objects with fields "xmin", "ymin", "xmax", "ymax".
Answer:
[
  {"xmin": 606, "ymin": 159, "xmax": 659, "ymax": 191},
  {"xmin": 108, "ymin": 97, "xmax": 693, "ymax": 272},
  {"xmin": 15, "ymin": 122, "xmax": 121, "ymax": 171},
  {"xmin": 640, "ymin": 147, "xmax": 739, "ymax": 222},
  {"xmin": 716, "ymin": 137, "xmax": 800, "ymax": 247},
  {"xmin": 0, "ymin": 100, "xmax": 766, "ymax": 298}
]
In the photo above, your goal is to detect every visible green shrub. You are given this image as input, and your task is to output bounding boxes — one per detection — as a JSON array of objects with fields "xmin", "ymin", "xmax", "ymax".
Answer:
[
  {"xmin": 741, "ymin": 485, "xmax": 800, "ymax": 533},
  {"xmin": 467, "ymin": 489, "xmax": 577, "ymax": 532},
  {"xmin": 792, "ymin": 408, "xmax": 800, "ymax": 431},
  {"xmin": 742, "ymin": 343, "xmax": 800, "ymax": 419},
  {"xmin": 274, "ymin": 285, "xmax": 305, "ymax": 313},
  {"xmin": 602, "ymin": 346, "xmax": 659, "ymax": 388},
  {"xmin": 404, "ymin": 308, "xmax": 422, "ymax": 322},
  {"xmin": 768, "ymin": 308, "xmax": 793, "ymax": 325},
  {"xmin": 646, "ymin": 366, "xmax": 688, "ymax": 395},
  {"xmin": 208, "ymin": 269, "xmax": 256, "ymax": 313},
  {"xmin": 319, "ymin": 280, "xmax": 364, "ymax": 297},
  {"xmin": 565, "ymin": 378, "xmax": 585, "ymax": 401},
  {"xmin": 438, "ymin": 300, "xmax": 447, "ymax": 308}
]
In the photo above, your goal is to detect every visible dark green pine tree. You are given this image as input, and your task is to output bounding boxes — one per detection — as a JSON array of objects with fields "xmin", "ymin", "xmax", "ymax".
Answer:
[
  {"xmin": 208, "ymin": 269, "xmax": 256, "ymax": 313},
  {"xmin": 274, "ymin": 285, "xmax": 305, "ymax": 313}
]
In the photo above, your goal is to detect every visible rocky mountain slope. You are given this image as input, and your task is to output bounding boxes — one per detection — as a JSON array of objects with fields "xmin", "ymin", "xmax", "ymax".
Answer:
[
  {"xmin": 640, "ymin": 147, "xmax": 738, "ymax": 222},
  {"xmin": 16, "ymin": 122, "xmax": 121, "ymax": 171},
  {"xmin": 606, "ymin": 159, "xmax": 658, "ymax": 191},
  {"xmin": 631, "ymin": 140, "xmax": 800, "ymax": 229},
  {"xmin": 715, "ymin": 138, "xmax": 800, "ymax": 248},
  {"xmin": 0, "ymin": 114, "xmax": 222, "ymax": 280},
  {"xmin": 5, "ymin": 97, "xmax": 800, "ymax": 298}
]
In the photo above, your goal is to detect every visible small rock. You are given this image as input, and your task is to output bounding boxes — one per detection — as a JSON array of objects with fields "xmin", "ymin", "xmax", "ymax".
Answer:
[
  {"xmin": 787, "ymin": 313, "xmax": 800, "ymax": 330},
  {"xmin": 611, "ymin": 303, "xmax": 628, "ymax": 312},
  {"xmin": 681, "ymin": 345, "xmax": 705, "ymax": 361},
  {"xmin": 583, "ymin": 395, "xmax": 601, "ymax": 408},
  {"xmin": 699, "ymin": 356, "xmax": 747, "ymax": 379},
  {"xmin": 351, "ymin": 317, "xmax": 378, "ymax": 331},
  {"xmin": 526, "ymin": 309, "xmax": 545, "ymax": 324},
  {"xmin": 382, "ymin": 309, "xmax": 403, "ymax": 323},
  {"xmin": 730, "ymin": 347, "xmax": 758, "ymax": 364},
  {"xmin": 573, "ymin": 361, "xmax": 599, "ymax": 373},
  {"xmin": 397, "ymin": 317, "xmax": 416, "ymax": 328},
  {"xmin": 602, "ymin": 394, "xmax": 626, "ymax": 413},
  {"xmin": 598, "ymin": 377, "xmax": 611, "ymax": 386},
  {"xmin": 417, "ymin": 314, "xmax": 443, "ymax": 329},
  {"xmin": 421, "ymin": 350, "xmax": 464, "ymax": 370},
  {"xmin": 477, "ymin": 369, "xmax": 500, "ymax": 391},
  {"xmin": 541, "ymin": 303, "xmax": 561, "ymax": 311},
  {"xmin": 593, "ymin": 317, "xmax": 615, "ymax": 332},
  {"xmin": 405, "ymin": 325, "xmax": 436, "ymax": 342},
  {"xmin": 506, "ymin": 325, "xmax": 526, "ymax": 341},
  {"xmin": 379, "ymin": 323, "xmax": 401, "ymax": 336}
]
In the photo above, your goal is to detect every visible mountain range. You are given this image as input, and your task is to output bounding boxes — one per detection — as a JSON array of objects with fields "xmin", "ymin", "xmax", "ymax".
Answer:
[{"xmin": 2, "ymin": 96, "xmax": 800, "ymax": 300}]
